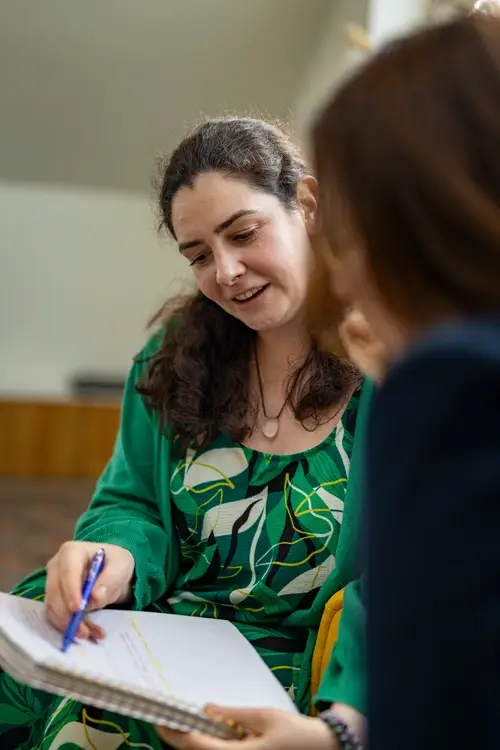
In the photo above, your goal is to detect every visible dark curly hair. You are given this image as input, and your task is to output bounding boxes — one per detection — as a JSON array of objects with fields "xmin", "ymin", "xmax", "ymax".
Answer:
[{"xmin": 138, "ymin": 116, "xmax": 360, "ymax": 450}]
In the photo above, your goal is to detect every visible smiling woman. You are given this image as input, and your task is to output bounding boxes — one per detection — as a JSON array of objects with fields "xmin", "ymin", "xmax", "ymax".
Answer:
[
  {"xmin": 0, "ymin": 117, "xmax": 367, "ymax": 750},
  {"xmin": 142, "ymin": 117, "xmax": 360, "ymax": 454},
  {"xmin": 172, "ymin": 173, "xmax": 311, "ymax": 332}
]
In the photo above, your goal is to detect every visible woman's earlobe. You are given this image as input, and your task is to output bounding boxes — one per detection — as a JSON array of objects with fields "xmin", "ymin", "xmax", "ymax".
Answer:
[
  {"xmin": 308, "ymin": 213, "xmax": 323, "ymax": 237},
  {"xmin": 306, "ymin": 206, "xmax": 321, "ymax": 235}
]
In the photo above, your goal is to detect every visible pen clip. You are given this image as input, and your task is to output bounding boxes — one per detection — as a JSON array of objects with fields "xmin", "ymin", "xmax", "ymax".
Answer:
[{"xmin": 87, "ymin": 548, "xmax": 106, "ymax": 583}]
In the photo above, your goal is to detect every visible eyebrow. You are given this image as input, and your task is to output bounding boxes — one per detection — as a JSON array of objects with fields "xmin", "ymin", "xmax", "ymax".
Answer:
[{"xmin": 178, "ymin": 210, "xmax": 259, "ymax": 252}]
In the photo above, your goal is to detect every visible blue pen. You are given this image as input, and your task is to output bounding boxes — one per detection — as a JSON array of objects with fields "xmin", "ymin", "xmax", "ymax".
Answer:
[{"xmin": 61, "ymin": 548, "xmax": 106, "ymax": 653}]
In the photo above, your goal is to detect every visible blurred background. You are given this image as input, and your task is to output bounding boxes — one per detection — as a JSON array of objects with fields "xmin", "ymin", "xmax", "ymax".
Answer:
[{"xmin": 0, "ymin": 0, "xmax": 475, "ymax": 589}]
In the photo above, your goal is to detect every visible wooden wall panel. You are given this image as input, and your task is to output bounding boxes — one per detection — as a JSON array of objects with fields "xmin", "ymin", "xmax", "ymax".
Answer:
[
  {"xmin": 0, "ymin": 399, "xmax": 121, "ymax": 478},
  {"xmin": 77, "ymin": 404, "xmax": 121, "ymax": 477}
]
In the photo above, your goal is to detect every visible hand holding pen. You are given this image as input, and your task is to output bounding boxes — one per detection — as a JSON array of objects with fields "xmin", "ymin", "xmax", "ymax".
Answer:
[
  {"xmin": 61, "ymin": 548, "xmax": 106, "ymax": 652},
  {"xmin": 44, "ymin": 541, "xmax": 135, "ymax": 644}
]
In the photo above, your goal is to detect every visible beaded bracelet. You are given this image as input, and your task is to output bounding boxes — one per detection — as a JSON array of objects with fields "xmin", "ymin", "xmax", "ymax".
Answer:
[{"xmin": 318, "ymin": 709, "xmax": 363, "ymax": 750}]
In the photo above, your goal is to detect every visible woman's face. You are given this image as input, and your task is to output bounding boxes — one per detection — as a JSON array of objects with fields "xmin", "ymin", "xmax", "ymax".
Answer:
[{"xmin": 171, "ymin": 172, "xmax": 317, "ymax": 332}]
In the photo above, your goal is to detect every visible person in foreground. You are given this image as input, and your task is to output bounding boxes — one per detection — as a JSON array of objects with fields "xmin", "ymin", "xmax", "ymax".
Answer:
[
  {"xmin": 0, "ymin": 117, "xmax": 370, "ymax": 749},
  {"xmin": 311, "ymin": 11, "xmax": 500, "ymax": 750}
]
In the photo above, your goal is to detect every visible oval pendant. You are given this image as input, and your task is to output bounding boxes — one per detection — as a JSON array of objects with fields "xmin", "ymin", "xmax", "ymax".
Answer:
[{"xmin": 262, "ymin": 418, "xmax": 279, "ymax": 440}]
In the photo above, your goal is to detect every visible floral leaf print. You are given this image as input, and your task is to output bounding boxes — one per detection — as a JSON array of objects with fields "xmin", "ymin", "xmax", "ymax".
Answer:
[
  {"xmin": 183, "ymin": 447, "xmax": 248, "ymax": 490},
  {"xmin": 45, "ymin": 719, "xmax": 131, "ymax": 749},
  {"xmin": 166, "ymin": 394, "xmax": 358, "ymax": 708},
  {"xmin": 246, "ymin": 451, "xmax": 285, "ymax": 487},
  {"xmin": 40, "ymin": 697, "xmax": 81, "ymax": 750},
  {"xmin": 277, "ymin": 555, "xmax": 336, "ymax": 596},
  {"xmin": 315, "ymin": 486, "xmax": 344, "ymax": 524},
  {"xmin": 307, "ymin": 444, "xmax": 349, "ymax": 493},
  {"xmin": 201, "ymin": 488, "xmax": 266, "ymax": 540},
  {"xmin": 3, "ymin": 674, "xmax": 42, "ymax": 716},
  {"xmin": 0, "ymin": 674, "xmax": 43, "ymax": 735},
  {"xmin": 0, "ymin": 703, "xmax": 33, "ymax": 730}
]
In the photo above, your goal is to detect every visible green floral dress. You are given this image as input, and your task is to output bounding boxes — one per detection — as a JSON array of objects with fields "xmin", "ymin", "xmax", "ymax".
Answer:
[{"xmin": 0, "ymin": 396, "xmax": 358, "ymax": 749}]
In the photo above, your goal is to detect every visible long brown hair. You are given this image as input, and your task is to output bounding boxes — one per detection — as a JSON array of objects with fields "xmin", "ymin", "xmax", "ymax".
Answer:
[
  {"xmin": 139, "ymin": 117, "xmax": 360, "ymax": 451},
  {"xmin": 312, "ymin": 14, "xmax": 500, "ymax": 330}
]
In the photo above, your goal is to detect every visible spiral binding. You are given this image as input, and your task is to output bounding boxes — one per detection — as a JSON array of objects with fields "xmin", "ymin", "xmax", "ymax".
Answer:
[{"xmin": 0, "ymin": 632, "xmax": 244, "ymax": 740}]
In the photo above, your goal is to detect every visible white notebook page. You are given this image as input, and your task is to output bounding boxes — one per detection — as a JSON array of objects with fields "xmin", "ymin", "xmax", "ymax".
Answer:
[{"xmin": 0, "ymin": 593, "xmax": 297, "ymax": 712}]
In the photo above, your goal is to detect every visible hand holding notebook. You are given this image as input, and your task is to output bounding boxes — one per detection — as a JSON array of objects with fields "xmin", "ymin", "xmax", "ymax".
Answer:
[{"xmin": 0, "ymin": 593, "xmax": 297, "ymax": 739}]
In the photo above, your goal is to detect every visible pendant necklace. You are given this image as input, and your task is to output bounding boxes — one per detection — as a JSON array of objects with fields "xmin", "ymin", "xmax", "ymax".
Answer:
[{"xmin": 254, "ymin": 343, "xmax": 289, "ymax": 440}]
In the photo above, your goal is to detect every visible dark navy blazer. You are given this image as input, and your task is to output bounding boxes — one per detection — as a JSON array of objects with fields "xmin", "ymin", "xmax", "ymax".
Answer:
[{"xmin": 366, "ymin": 317, "xmax": 500, "ymax": 749}]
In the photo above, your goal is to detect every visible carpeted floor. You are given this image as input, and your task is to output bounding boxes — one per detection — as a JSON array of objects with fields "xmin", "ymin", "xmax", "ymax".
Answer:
[{"xmin": 0, "ymin": 479, "xmax": 94, "ymax": 591}]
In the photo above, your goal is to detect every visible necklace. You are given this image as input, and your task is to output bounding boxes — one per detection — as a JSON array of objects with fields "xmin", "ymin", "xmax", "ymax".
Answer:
[{"xmin": 254, "ymin": 343, "xmax": 289, "ymax": 440}]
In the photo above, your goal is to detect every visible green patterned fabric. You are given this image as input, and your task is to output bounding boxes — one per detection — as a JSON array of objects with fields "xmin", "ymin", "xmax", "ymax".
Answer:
[
  {"xmin": 168, "ymin": 408, "xmax": 357, "ymax": 696},
  {"xmin": 0, "ymin": 398, "xmax": 359, "ymax": 749}
]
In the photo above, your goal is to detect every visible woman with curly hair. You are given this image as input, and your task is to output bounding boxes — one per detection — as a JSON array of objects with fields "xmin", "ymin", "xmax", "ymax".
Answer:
[{"xmin": 0, "ymin": 116, "xmax": 371, "ymax": 749}]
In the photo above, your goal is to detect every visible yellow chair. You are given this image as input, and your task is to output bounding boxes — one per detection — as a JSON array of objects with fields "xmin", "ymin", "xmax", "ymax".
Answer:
[{"xmin": 311, "ymin": 589, "xmax": 344, "ymax": 702}]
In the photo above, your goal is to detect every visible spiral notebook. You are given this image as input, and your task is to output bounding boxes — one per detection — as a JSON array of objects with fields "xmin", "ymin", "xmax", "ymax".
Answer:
[{"xmin": 0, "ymin": 593, "xmax": 297, "ymax": 738}]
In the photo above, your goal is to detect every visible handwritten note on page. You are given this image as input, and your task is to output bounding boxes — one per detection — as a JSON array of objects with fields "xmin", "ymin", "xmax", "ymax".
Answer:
[{"xmin": 0, "ymin": 593, "xmax": 297, "ymax": 713}]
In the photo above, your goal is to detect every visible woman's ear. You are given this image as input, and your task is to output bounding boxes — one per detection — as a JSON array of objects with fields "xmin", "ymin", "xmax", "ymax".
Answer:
[{"xmin": 296, "ymin": 175, "xmax": 319, "ymax": 233}]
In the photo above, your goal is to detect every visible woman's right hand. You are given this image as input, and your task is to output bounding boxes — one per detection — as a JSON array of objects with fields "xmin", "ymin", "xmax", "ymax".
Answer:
[{"xmin": 45, "ymin": 541, "xmax": 135, "ymax": 640}]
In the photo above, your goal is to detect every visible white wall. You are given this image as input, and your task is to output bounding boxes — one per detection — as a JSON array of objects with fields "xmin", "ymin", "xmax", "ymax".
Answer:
[
  {"xmin": 0, "ymin": 181, "xmax": 191, "ymax": 397},
  {"xmin": 293, "ymin": 0, "xmax": 428, "ymax": 144},
  {"xmin": 368, "ymin": 0, "xmax": 424, "ymax": 48}
]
